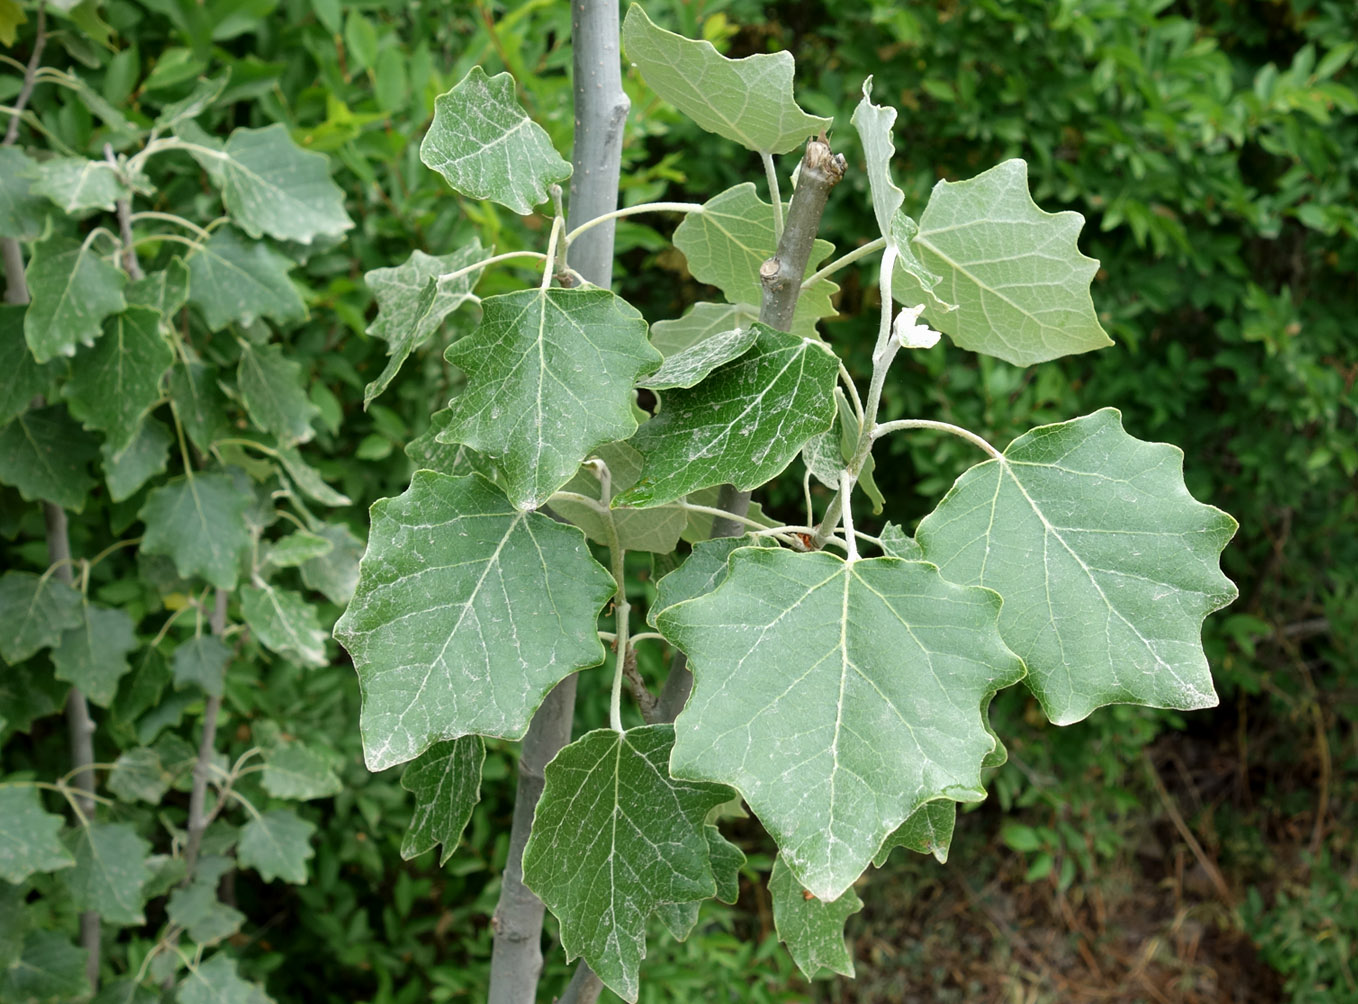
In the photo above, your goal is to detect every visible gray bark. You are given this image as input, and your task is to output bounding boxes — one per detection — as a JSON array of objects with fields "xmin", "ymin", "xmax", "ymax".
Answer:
[{"xmin": 489, "ymin": 4, "xmax": 629, "ymax": 1001}]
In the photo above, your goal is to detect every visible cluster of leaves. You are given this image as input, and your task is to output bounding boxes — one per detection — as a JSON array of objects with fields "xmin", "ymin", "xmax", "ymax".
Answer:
[{"xmin": 329, "ymin": 5, "xmax": 1239, "ymax": 999}]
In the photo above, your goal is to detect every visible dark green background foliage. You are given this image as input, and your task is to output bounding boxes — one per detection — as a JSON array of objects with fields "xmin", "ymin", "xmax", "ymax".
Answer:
[{"xmin": 1, "ymin": 0, "xmax": 1353, "ymax": 1000}]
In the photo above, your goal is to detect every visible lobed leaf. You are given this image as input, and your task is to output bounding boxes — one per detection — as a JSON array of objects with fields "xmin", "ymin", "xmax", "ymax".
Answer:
[
  {"xmin": 0, "ymin": 787, "xmax": 75, "ymax": 883},
  {"xmin": 660, "ymin": 548, "xmax": 1024, "ymax": 900},
  {"xmin": 63, "ymin": 306, "xmax": 173, "ymax": 453},
  {"xmin": 768, "ymin": 854, "xmax": 862, "ymax": 979},
  {"xmin": 23, "ymin": 233, "xmax": 127, "ymax": 363},
  {"xmin": 139, "ymin": 472, "xmax": 254, "ymax": 589},
  {"xmin": 0, "ymin": 404, "xmax": 100, "ymax": 511},
  {"xmin": 185, "ymin": 226, "xmax": 307, "ymax": 331},
  {"xmin": 399, "ymin": 735, "xmax": 483, "ymax": 864},
  {"xmin": 334, "ymin": 472, "xmax": 615, "ymax": 771},
  {"xmin": 0, "ymin": 570, "xmax": 84, "ymax": 664},
  {"xmin": 915, "ymin": 408, "xmax": 1239, "ymax": 725},
  {"xmin": 51, "ymin": 603, "xmax": 138, "ymax": 707}
]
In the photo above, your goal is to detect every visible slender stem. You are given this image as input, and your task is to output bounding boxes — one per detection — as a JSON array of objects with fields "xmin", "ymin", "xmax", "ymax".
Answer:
[
  {"xmin": 604, "ymin": 525, "xmax": 629, "ymax": 734},
  {"xmin": 840, "ymin": 473, "xmax": 859, "ymax": 561},
  {"xmin": 563, "ymin": 201, "xmax": 702, "ymax": 248},
  {"xmin": 128, "ymin": 232, "xmax": 205, "ymax": 254},
  {"xmin": 106, "ymin": 144, "xmax": 144, "ymax": 280},
  {"xmin": 630, "ymin": 632, "xmax": 666, "ymax": 646},
  {"xmin": 801, "ymin": 236, "xmax": 886, "ymax": 290},
  {"xmin": 128, "ymin": 211, "xmax": 216, "ymax": 240},
  {"xmin": 184, "ymin": 589, "xmax": 228, "ymax": 874},
  {"xmin": 446, "ymin": 249, "xmax": 547, "ymax": 287},
  {"xmin": 540, "ymin": 212, "xmax": 565, "ymax": 291},
  {"xmin": 837, "ymin": 362, "xmax": 865, "ymax": 421},
  {"xmin": 872, "ymin": 419, "xmax": 1004, "ymax": 460},
  {"xmin": 3, "ymin": 2, "xmax": 45, "ymax": 146},
  {"xmin": 762, "ymin": 152, "xmax": 783, "ymax": 243}
]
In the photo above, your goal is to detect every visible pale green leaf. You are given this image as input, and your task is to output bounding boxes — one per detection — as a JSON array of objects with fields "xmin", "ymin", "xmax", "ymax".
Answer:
[
  {"xmin": 768, "ymin": 854, "xmax": 862, "ymax": 979},
  {"xmin": 548, "ymin": 441, "xmax": 689, "ymax": 554},
  {"xmin": 0, "ymin": 655, "xmax": 67, "ymax": 742},
  {"xmin": 167, "ymin": 361, "xmax": 229, "ymax": 451},
  {"xmin": 176, "ymin": 953, "xmax": 274, "ymax": 1004},
  {"xmin": 419, "ymin": 65, "xmax": 571, "ymax": 215},
  {"xmin": 646, "ymin": 534, "xmax": 772, "ymax": 628},
  {"xmin": 240, "ymin": 583, "xmax": 328, "ymax": 668},
  {"xmin": 186, "ymin": 226, "xmax": 307, "ymax": 331},
  {"xmin": 238, "ymin": 808, "xmax": 314, "ymax": 884},
  {"xmin": 28, "ymin": 157, "xmax": 128, "ymax": 215},
  {"xmin": 522, "ymin": 725, "xmax": 735, "ymax": 1002},
  {"xmin": 613, "ymin": 324, "xmax": 837, "ymax": 508},
  {"xmin": 63, "ymin": 306, "xmax": 172, "ymax": 452},
  {"xmin": 101, "ymin": 417, "xmax": 173, "ymax": 502},
  {"xmin": 65, "ymin": 822, "xmax": 152, "ymax": 925},
  {"xmin": 638, "ymin": 325, "xmax": 757, "ymax": 390},
  {"xmin": 405, "ymin": 409, "xmax": 498, "ymax": 481},
  {"xmin": 877, "ymin": 522, "xmax": 923, "ymax": 560},
  {"xmin": 362, "ymin": 242, "xmax": 486, "ymax": 405},
  {"xmin": 94, "ymin": 976, "xmax": 163, "ymax": 1004},
  {"xmin": 649, "ymin": 301, "xmax": 759, "ymax": 357},
  {"xmin": 261, "ymin": 742, "xmax": 341, "ymax": 800},
  {"xmin": 872, "ymin": 800, "xmax": 955, "ymax": 866},
  {"xmin": 126, "ymin": 258, "xmax": 190, "ymax": 319},
  {"xmin": 915, "ymin": 408, "xmax": 1239, "ymax": 724},
  {"xmin": 237, "ymin": 342, "xmax": 319, "ymax": 446},
  {"xmin": 275, "ymin": 446, "xmax": 350, "ymax": 507},
  {"xmin": 661, "ymin": 548, "xmax": 1024, "ymax": 900},
  {"xmin": 672, "ymin": 184, "xmax": 836, "ymax": 338},
  {"xmin": 0, "ymin": 571, "xmax": 83, "ymax": 664},
  {"xmin": 172, "ymin": 635, "xmax": 232, "ymax": 696},
  {"xmin": 0, "ymin": 931, "xmax": 88, "ymax": 1003},
  {"xmin": 850, "ymin": 79, "xmax": 952, "ymax": 313},
  {"xmin": 897, "ymin": 159, "xmax": 1113, "ymax": 365},
  {"xmin": 0, "ymin": 148, "xmax": 48, "ymax": 240},
  {"xmin": 194, "ymin": 124, "xmax": 353, "ymax": 244},
  {"xmin": 23, "ymin": 232, "xmax": 127, "ymax": 362},
  {"xmin": 437, "ymin": 287, "xmax": 661, "ymax": 510},
  {"xmin": 0, "ymin": 306, "xmax": 57, "ymax": 426},
  {"xmin": 299, "ymin": 523, "xmax": 364, "ymax": 606},
  {"xmin": 139, "ymin": 472, "xmax": 254, "ymax": 589},
  {"xmin": 399, "ymin": 735, "xmax": 483, "ymax": 864},
  {"xmin": 167, "ymin": 875, "xmax": 245, "ymax": 947},
  {"xmin": 264, "ymin": 530, "xmax": 333, "ymax": 568},
  {"xmin": 0, "ymin": 404, "xmax": 99, "ymax": 510},
  {"xmin": 0, "ymin": 787, "xmax": 74, "ymax": 883},
  {"xmin": 621, "ymin": 5, "xmax": 829, "ymax": 155},
  {"xmin": 654, "ymin": 824, "xmax": 745, "ymax": 941},
  {"xmin": 51, "ymin": 603, "xmax": 138, "ymax": 707},
  {"xmin": 108, "ymin": 747, "xmax": 173, "ymax": 804},
  {"xmin": 0, "ymin": 884, "xmax": 24, "ymax": 967},
  {"xmin": 334, "ymin": 472, "xmax": 615, "ymax": 770},
  {"xmin": 156, "ymin": 73, "xmax": 229, "ymax": 130}
]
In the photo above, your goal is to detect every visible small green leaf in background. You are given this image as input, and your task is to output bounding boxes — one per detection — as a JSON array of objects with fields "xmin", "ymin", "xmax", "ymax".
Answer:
[
  {"xmin": 28, "ymin": 157, "xmax": 128, "ymax": 216},
  {"xmin": 768, "ymin": 854, "xmax": 862, "ymax": 979},
  {"xmin": 65, "ymin": 822, "xmax": 152, "ymax": 925},
  {"xmin": 0, "ymin": 570, "xmax": 84, "ymax": 664},
  {"xmin": 646, "ymin": 534, "xmax": 772, "ymax": 628},
  {"xmin": 196, "ymin": 124, "xmax": 354, "ymax": 244},
  {"xmin": 362, "ymin": 241, "xmax": 486, "ymax": 406},
  {"xmin": 621, "ymin": 4, "xmax": 830, "ymax": 155},
  {"xmin": 172, "ymin": 635, "xmax": 232, "ymax": 696},
  {"xmin": 648, "ymin": 301, "xmax": 759, "ymax": 357},
  {"xmin": 0, "ymin": 786, "xmax": 75, "ymax": 883},
  {"xmin": 261, "ymin": 742, "xmax": 341, "ymax": 800},
  {"xmin": 548, "ymin": 441, "xmax": 690, "ymax": 555},
  {"xmin": 438, "ymin": 287, "xmax": 660, "ymax": 510},
  {"xmin": 23, "ymin": 233, "xmax": 127, "ymax": 362},
  {"xmin": 335, "ymin": 472, "xmax": 615, "ymax": 771},
  {"xmin": 298, "ymin": 523, "xmax": 363, "ymax": 606},
  {"xmin": 126, "ymin": 259, "xmax": 190, "ymax": 319},
  {"xmin": 0, "ymin": 931, "xmax": 88, "ymax": 1003},
  {"xmin": 637, "ymin": 325, "xmax": 757, "ymax": 390},
  {"xmin": 167, "ymin": 361, "xmax": 230, "ymax": 452},
  {"xmin": 615, "ymin": 324, "xmax": 837, "ymax": 508},
  {"xmin": 240, "ymin": 583, "xmax": 328, "ymax": 668},
  {"xmin": 176, "ymin": 952, "xmax": 272, "ymax": 1004},
  {"xmin": 101, "ymin": 418, "xmax": 174, "ymax": 502},
  {"xmin": 139, "ymin": 472, "xmax": 253, "ymax": 589},
  {"xmin": 238, "ymin": 808, "xmax": 315, "ymax": 884},
  {"xmin": 166, "ymin": 857, "xmax": 245, "ymax": 946},
  {"xmin": 264, "ymin": 530, "xmax": 333, "ymax": 568},
  {"xmin": 237, "ymin": 342, "xmax": 320, "ymax": 446},
  {"xmin": 522, "ymin": 725, "xmax": 736, "ymax": 1002},
  {"xmin": 186, "ymin": 226, "xmax": 307, "ymax": 331},
  {"xmin": 419, "ymin": 65, "xmax": 572, "ymax": 216},
  {"xmin": 154, "ymin": 74, "xmax": 230, "ymax": 131},
  {"xmin": 915, "ymin": 408, "xmax": 1239, "ymax": 725},
  {"xmin": 899, "ymin": 159, "xmax": 1113, "ymax": 365},
  {"xmin": 399, "ymin": 735, "xmax": 484, "ymax": 864},
  {"xmin": 51, "ymin": 603, "xmax": 138, "ymax": 707},
  {"xmin": 0, "ymin": 404, "xmax": 100, "ymax": 511},
  {"xmin": 672, "ymin": 184, "xmax": 836, "ymax": 339},
  {"xmin": 0, "ymin": 148, "xmax": 48, "ymax": 240},
  {"xmin": 63, "ymin": 306, "xmax": 173, "ymax": 453},
  {"xmin": 108, "ymin": 747, "xmax": 173, "ymax": 804},
  {"xmin": 661, "ymin": 548, "xmax": 1025, "ymax": 901}
]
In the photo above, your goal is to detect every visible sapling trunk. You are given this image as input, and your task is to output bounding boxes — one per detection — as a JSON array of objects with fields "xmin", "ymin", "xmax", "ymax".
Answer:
[{"xmin": 486, "ymin": 2, "xmax": 629, "ymax": 1001}]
